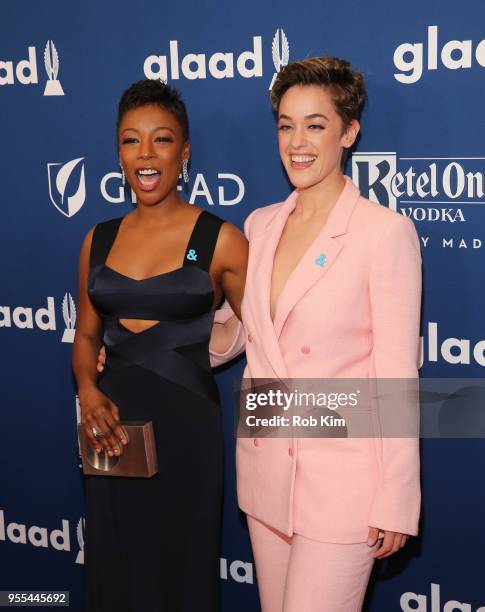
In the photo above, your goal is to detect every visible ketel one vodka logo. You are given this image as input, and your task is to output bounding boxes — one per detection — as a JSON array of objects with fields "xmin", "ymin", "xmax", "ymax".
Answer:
[
  {"xmin": 47, "ymin": 157, "xmax": 86, "ymax": 218},
  {"xmin": 0, "ymin": 40, "xmax": 65, "ymax": 96},
  {"xmin": 269, "ymin": 28, "xmax": 290, "ymax": 90},
  {"xmin": 352, "ymin": 152, "xmax": 485, "ymax": 223}
]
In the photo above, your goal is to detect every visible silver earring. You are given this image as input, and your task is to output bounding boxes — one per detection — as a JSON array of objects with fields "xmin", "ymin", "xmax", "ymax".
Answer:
[
  {"xmin": 182, "ymin": 159, "xmax": 189, "ymax": 183},
  {"xmin": 120, "ymin": 163, "xmax": 125, "ymax": 186}
]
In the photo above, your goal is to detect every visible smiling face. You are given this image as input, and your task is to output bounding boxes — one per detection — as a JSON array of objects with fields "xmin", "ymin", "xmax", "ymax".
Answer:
[
  {"xmin": 118, "ymin": 104, "xmax": 189, "ymax": 206},
  {"xmin": 277, "ymin": 84, "xmax": 359, "ymax": 191}
]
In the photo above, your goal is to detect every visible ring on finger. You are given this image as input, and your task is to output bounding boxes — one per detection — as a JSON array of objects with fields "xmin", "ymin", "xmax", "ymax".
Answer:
[{"xmin": 92, "ymin": 426, "xmax": 106, "ymax": 438}]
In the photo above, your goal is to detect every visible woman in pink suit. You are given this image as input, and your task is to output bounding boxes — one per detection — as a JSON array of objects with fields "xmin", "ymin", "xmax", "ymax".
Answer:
[{"xmin": 211, "ymin": 56, "xmax": 422, "ymax": 611}]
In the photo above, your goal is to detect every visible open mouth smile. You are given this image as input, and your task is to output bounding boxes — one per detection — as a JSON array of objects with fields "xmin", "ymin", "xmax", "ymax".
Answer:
[
  {"xmin": 290, "ymin": 154, "xmax": 317, "ymax": 169},
  {"xmin": 135, "ymin": 167, "xmax": 161, "ymax": 191}
]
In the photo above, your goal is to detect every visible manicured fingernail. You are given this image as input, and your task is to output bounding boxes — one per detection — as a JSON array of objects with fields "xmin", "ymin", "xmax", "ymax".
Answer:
[{"xmin": 367, "ymin": 539, "xmax": 374, "ymax": 546}]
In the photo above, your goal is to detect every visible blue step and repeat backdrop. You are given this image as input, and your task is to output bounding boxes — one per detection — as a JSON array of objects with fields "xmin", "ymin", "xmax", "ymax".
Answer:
[{"xmin": 1, "ymin": 1, "xmax": 484, "ymax": 610}]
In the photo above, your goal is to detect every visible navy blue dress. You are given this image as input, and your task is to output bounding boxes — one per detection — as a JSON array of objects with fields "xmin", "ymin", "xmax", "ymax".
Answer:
[{"xmin": 84, "ymin": 211, "xmax": 224, "ymax": 612}]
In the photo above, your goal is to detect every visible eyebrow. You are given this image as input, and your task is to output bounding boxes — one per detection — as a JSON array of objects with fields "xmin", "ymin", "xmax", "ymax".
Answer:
[
  {"xmin": 279, "ymin": 113, "xmax": 329, "ymax": 121},
  {"xmin": 121, "ymin": 126, "xmax": 176, "ymax": 135}
]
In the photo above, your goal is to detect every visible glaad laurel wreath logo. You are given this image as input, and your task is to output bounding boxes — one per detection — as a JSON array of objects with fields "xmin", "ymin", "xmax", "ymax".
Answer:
[
  {"xmin": 62, "ymin": 292, "xmax": 76, "ymax": 343},
  {"xmin": 75, "ymin": 518, "xmax": 85, "ymax": 564},
  {"xmin": 0, "ymin": 509, "xmax": 86, "ymax": 566},
  {"xmin": 47, "ymin": 157, "xmax": 86, "ymax": 217},
  {"xmin": 269, "ymin": 28, "xmax": 290, "ymax": 90},
  {"xmin": 143, "ymin": 28, "xmax": 289, "ymax": 84},
  {"xmin": 43, "ymin": 40, "xmax": 64, "ymax": 96},
  {"xmin": 0, "ymin": 40, "xmax": 65, "ymax": 95},
  {"xmin": 0, "ymin": 507, "xmax": 252, "ymax": 574},
  {"xmin": 0, "ymin": 292, "xmax": 76, "ymax": 344}
]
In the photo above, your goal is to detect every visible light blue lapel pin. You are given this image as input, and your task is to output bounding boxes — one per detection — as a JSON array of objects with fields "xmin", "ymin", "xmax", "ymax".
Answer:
[
  {"xmin": 186, "ymin": 248, "xmax": 198, "ymax": 261},
  {"xmin": 315, "ymin": 253, "xmax": 326, "ymax": 267}
]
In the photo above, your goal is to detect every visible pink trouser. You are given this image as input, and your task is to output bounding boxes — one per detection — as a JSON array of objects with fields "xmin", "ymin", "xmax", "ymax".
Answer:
[{"xmin": 247, "ymin": 515, "xmax": 376, "ymax": 612}]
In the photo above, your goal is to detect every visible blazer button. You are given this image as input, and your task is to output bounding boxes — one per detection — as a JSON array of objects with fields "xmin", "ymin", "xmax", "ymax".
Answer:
[
  {"xmin": 253, "ymin": 438, "xmax": 259, "ymax": 447},
  {"xmin": 288, "ymin": 448, "xmax": 293, "ymax": 457},
  {"xmin": 301, "ymin": 345, "xmax": 310, "ymax": 354},
  {"xmin": 248, "ymin": 334, "xmax": 253, "ymax": 343}
]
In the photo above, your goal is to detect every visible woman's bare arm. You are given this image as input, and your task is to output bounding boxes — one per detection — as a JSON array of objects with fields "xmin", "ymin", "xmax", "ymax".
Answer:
[{"xmin": 72, "ymin": 229, "xmax": 128, "ymax": 455}]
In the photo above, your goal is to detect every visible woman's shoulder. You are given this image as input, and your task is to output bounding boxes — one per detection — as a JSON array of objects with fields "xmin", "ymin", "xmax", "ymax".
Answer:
[
  {"xmin": 243, "ymin": 200, "xmax": 285, "ymax": 236},
  {"xmin": 354, "ymin": 194, "xmax": 415, "ymax": 234},
  {"xmin": 88, "ymin": 215, "xmax": 125, "ymax": 236},
  {"xmin": 352, "ymin": 195, "xmax": 420, "ymax": 262},
  {"xmin": 79, "ymin": 216, "xmax": 124, "ymax": 255}
]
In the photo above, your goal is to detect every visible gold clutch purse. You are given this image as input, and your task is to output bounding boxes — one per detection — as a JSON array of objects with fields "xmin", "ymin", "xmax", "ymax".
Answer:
[{"xmin": 77, "ymin": 421, "xmax": 158, "ymax": 478}]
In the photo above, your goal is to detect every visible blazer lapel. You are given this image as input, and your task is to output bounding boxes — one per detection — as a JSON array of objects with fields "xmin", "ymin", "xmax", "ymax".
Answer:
[
  {"xmin": 273, "ymin": 177, "xmax": 361, "ymax": 339},
  {"xmin": 245, "ymin": 192, "xmax": 298, "ymax": 379}
]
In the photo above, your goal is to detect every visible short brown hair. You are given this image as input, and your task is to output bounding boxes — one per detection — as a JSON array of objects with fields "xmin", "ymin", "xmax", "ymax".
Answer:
[{"xmin": 270, "ymin": 56, "xmax": 366, "ymax": 128}]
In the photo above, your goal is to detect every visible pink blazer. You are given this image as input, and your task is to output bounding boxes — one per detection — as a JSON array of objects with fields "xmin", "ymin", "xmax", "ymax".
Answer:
[{"xmin": 211, "ymin": 177, "xmax": 422, "ymax": 543}]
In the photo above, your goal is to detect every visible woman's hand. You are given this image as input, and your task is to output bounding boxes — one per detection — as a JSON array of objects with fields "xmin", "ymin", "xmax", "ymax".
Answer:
[
  {"xmin": 79, "ymin": 385, "xmax": 129, "ymax": 456},
  {"xmin": 73, "ymin": 228, "xmax": 128, "ymax": 457},
  {"xmin": 210, "ymin": 314, "xmax": 240, "ymax": 354},
  {"xmin": 367, "ymin": 527, "xmax": 408, "ymax": 559},
  {"xmin": 96, "ymin": 345, "xmax": 106, "ymax": 373}
]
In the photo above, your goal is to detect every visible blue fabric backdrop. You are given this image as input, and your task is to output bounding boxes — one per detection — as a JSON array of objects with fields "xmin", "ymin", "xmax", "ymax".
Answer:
[{"xmin": 1, "ymin": 1, "xmax": 484, "ymax": 610}]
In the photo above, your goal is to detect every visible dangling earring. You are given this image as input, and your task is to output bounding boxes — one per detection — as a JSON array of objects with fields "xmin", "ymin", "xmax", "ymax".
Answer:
[
  {"xmin": 120, "ymin": 162, "xmax": 125, "ymax": 186},
  {"xmin": 182, "ymin": 159, "xmax": 189, "ymax": 184}
]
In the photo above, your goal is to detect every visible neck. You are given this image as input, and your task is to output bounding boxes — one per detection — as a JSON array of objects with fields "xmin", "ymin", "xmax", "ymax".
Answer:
[
  {"xmin": 132, "ymin": 189, "xmax": 185, "ymax": 225},
  {"xmin": 294, "ymin": 170, "xmax": 346, "ymax": 220}
]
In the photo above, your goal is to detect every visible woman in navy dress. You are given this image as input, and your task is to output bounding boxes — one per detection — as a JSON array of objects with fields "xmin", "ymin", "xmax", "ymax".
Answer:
[{"xmin": 72, "ymin": 80, "xmax": 247, "ymax": 612}]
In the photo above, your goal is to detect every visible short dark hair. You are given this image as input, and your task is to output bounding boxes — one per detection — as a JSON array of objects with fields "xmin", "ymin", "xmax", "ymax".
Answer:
[
  {"xmin": 117, "ymin": 79, "xmax": 190, "ymax": 141},
  {"xmin": 270, "ymin": 56, "xmax": 366, "ymax": 127}
]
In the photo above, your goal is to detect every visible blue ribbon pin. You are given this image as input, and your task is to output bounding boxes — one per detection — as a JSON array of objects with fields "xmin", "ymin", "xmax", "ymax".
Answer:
[{"xmin": 315, "ymin": 253, "xmax": 326, "ymax": 267}]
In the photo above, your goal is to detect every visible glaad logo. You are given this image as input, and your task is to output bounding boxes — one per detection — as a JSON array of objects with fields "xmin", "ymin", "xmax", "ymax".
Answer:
[
  {"xmin": 0, "ymin": 297, "xmax": 56, "ymax": 332},
  {"xmin": 177, "ymin": 172, "xmax": 245, "ymax": 205},
  {"xmin": 0, "ymin": 293, "xmax": 75, "ymax": 342},
  {"xmin": 394, "ymin": 25, "xmax": 485, "ymax": 84},
  {"xmin": 352, "ymin": 152, "xmax": 485, "ymax": 223},
  {"xmin": 0, "ymin": 509, "xmax": 70, "ymax": 552},
  {"xmin": 143, "ymin": 28, "xmax": 289, "ymax": 83},
  {"xmin": 220, "ymin": 558, "xmax": 253, "ymax": 584},
  {"xmin": 0, "ymin": 509, "xmax": 86, "ymax": 565},
  {"xmin": 419, "ymin": 322, "xmax": 485, "ymax": 368},
  {"xmin": 62, "ymin": 292, "xmax": 76, "ymax": 343},
  {"xmin": 100, "ymin": 169, "xmax": 245, "ymax": 206},
  {"xmin": 75, "ymin": 518, "xmax": 85, "ymax": 564},
  {"xmin": 401, "ymin": 582, "xmax": 485, "ymax": 611},
  {"xmin": 47, "ymin": 157, "xmax": 86, "ymax": 217},
  {"xmin": 144, "ymin": 37, "xmax": 263, "ymax": 82},
  {"xmin": 43, "ymin": 40, "xmax": 64, "ymax": 96},
  {"xmin": 0, "ymin": 40, "xmax": 65, "ymax": 95},
  {"xmin": 269, "ymin": 28, "xmax": 290, "ymax": 90}
]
